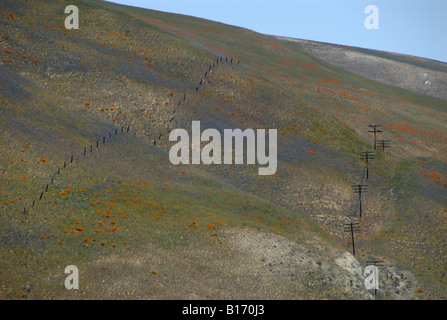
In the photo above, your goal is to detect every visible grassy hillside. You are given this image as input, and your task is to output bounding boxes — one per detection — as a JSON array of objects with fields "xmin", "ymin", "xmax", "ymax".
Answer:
[{"xmin": 0, "ymin": 0, "xmax": 446, "ymax": 299}]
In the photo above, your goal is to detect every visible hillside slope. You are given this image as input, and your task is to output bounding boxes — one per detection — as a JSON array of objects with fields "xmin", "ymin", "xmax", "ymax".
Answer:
[{"xmin": 0, "ymin": 0, "xmax": 446, "ymax": 300}]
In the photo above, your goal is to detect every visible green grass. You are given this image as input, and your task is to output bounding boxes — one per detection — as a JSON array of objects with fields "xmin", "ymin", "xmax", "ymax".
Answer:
[{"xmin": 368, "ymin": 157, "xmax": 447, "ymax": 294}]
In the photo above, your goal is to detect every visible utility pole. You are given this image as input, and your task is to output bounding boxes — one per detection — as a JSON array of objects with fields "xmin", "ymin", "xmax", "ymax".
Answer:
[
  {"xmin": 352, "ymin": 184, "xmax": 367, "ymax": 217},
  {"xmin": 366, "ymin": 259, "xmax": 384, "ymax": 299},
  {"xmin": 360, "ymin": 151, "xmax": 375, "ymax": 179},
  {"xmin": 368, "ymin": 125, "xmax": 382, "ymax": 150},
  {"xmin": 344, "ymin": 222, "xmax": 361, "ymax": 256},
  {"xmin": 376, "ymin": 139, "xmax": 390, "ymax": 152}
]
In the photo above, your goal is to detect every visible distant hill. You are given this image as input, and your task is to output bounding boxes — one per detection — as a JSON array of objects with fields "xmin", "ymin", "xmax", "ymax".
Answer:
[{"xmin": 275, "ymin": 36, "xmax": 447, "ymax": 100}]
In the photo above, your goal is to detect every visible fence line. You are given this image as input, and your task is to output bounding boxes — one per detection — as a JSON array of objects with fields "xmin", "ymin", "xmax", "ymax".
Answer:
[{"xmin": 13, "ymin": 55, "xmax": 241, "ymax": 291}]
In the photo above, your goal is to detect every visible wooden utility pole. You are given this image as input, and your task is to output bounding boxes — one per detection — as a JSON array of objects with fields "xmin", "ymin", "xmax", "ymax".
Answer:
[
  {"xmin": 352, "ymin": 184, "xmax": 367, "ymax": 217},
  {"xmin": 360, "ymin": 151, "xmax": 375, "ymax": 179},
  {"xmin": 368, "ymin": 125, "xmax": 382, "ymax": 150},
  {"xmin": 344, "ymin": 222, "xmax": 361, "ymax": 256}
]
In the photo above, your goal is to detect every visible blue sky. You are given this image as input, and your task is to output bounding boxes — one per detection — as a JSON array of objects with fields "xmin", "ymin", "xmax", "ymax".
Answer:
[{"xmin": 107, "ymin": 0, "xmax": 447, "ymax": 62}]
